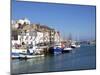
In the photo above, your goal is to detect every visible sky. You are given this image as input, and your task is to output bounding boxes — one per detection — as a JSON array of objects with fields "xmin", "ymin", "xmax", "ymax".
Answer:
[{"xmin": 12, "ymin": 0, "xmax": 96, "ymax": 41}]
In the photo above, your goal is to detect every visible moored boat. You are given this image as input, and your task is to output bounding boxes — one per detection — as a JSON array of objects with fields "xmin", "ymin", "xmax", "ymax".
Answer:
[
  {"xmin": 62, "ymin": 47, "xmax": 73, "ymax": 53},
  {"xmin": 12, "ymin": 53, "xmax": 44, "ymax": 59},
  {"xmin": 49, "ymin": 44, "xmax": 63, "ymax": 55},
  {"xmin": 71, "ymin": 41, "xmax": 81, "ymax": 48},
  {"xmin": 71, "ymin": 44, "xmax": 80, "ymax": 48}
]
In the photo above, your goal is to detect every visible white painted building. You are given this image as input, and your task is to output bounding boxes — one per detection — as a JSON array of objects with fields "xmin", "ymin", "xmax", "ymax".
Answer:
[{"xmin": 11, "ymin": 18, "xmax": 63, "ymax": 54}]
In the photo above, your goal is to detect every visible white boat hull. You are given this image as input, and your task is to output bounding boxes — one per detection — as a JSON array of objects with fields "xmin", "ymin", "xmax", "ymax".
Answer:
[
  {"xmin": 12, "ymin": 54, "xmax": 44, "ymax": 59},
  {"xmin": 12, "ymin": 48, "xmax": 27, "ymax": 54},
  {"xmin": 76, "ymin": 45, "xmax": 80, "ymax": 48},
  {"xmin": 71, "ymin": 44, "xmax": 80, "ymax": 48},
  {"xmin": 63, "ymin": 47, "xmax": 73, "ymax": 51}
]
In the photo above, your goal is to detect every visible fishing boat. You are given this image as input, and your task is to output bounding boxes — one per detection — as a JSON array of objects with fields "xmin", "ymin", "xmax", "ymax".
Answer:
[
  {"xmin": 12, "ymin": 44, "xmax": 45, "ymax": 59},
  {"xmin": 12, "ymin": 48, "xmax": 45, "ymax": 59},
  {"xmin": 49, "ymin": 43, "xmax": 63, "ymax": 55},
  {"xmin": 54, "ymin": 46, "xmax": 62, "ymax": 55},
  {"xmin": 49, "ymin": 31, "xmax": 63, "ymax": 55}
]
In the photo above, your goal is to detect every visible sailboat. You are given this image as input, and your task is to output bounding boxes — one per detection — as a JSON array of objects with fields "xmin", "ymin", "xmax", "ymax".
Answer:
[
  {"xmin": 62, "ymin": 34, "xmax": 73, "ymax": 52},
  {"xmin": 71, "ymin": 41, "xmax": 80, "ymax": 48},
  {"xmin": 71, "ymin": 34, "xmax": 80, "ymax": 48}
]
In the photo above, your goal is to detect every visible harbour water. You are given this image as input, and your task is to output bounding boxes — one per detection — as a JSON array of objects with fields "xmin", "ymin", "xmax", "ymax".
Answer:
[{"xmin": 11, "ymin": 45, "xmax": 96, "ymax": 74}]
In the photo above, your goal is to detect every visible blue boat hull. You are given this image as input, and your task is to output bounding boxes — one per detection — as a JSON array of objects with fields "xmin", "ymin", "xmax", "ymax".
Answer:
[{"xmin": 49, "ymin": 47, "xmax": 62, "ymax": 55}]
